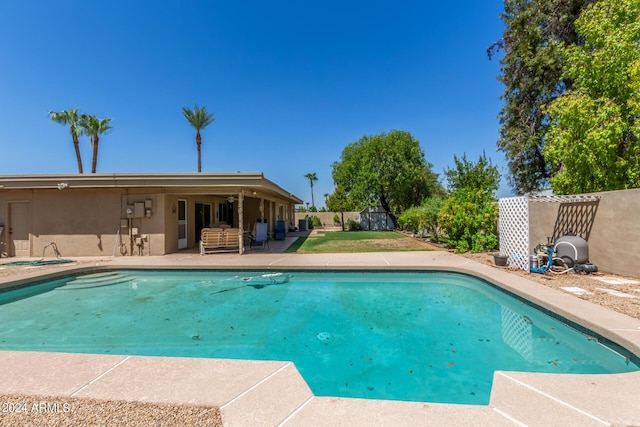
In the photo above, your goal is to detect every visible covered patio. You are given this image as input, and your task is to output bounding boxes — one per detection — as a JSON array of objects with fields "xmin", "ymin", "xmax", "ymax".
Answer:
[{"xmin": 0, "ymin": 172, "xmax": 303, "ymax": 257}]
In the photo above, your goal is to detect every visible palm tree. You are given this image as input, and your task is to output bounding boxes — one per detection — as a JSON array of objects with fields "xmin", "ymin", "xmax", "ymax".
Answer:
[
  {"xmin": 304, "ymin": 172, "xmax": 318, "ymax": 208},
  {"xmin": 79, "ymin": 114, "xmax": 113, "ymax": 173},
  {"xmin": 48, "ymin": 108, "xmax": 84, "ymax": 173},
  {"xmin": 182, "ymin": 104, "xmax": 215, "ymax": 172}
]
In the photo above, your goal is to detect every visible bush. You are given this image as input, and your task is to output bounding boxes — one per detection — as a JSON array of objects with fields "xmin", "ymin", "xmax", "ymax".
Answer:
[
  {"xmin": 333, "ymin": 214, "xmax": 341, "ymax": 225},
  {"xmin": 422, "ymin": 198, "xmax": 444, "ymax": 238},
  {"xmin": 398, "ymin": 206, "xmax": 423, "ymax": 233},
  {"xmin": 346, "ymin": 218, "xmax": 363, "ymax": 231},
  {"xmin": 438, "ymin": 151, "xmax": 500, "ymax": 253},
  {"xmin": 397, "ymin": 198, "xmax": 444, "ymax": 239},
  {"xmin": 437, "ymin": 188, "xmax": 498, "ymax": 253},
  {"xmin": 308, "ymin": 215, "xmax": 323, "ymax": 228}
]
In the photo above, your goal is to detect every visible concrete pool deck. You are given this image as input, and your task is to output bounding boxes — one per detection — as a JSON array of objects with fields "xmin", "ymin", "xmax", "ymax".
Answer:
[{"xmin": 1, "ymin": 249, "xmax": 640, "ymax": 426}]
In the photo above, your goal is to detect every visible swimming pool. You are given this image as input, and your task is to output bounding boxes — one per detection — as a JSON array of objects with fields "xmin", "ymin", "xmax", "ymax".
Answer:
[{"xmin": 0, "ymin": 269, "xmax": 637, "ymax": 405}]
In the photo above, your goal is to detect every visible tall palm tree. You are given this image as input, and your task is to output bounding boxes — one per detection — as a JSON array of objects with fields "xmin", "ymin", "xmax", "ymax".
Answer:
[
  {"xmin": 48, "ymin": 108, "xmax": 84, "ymax": 173},
  {"xmin": 304, "ymin": 172, "xmax": 318, "ymax": 208},
  {"xmin": 182, "ymin": 104, "xmax": 215, "ymax": 172},
  {"xmin": 79, "ymin": 114, "xmax": 113, "ymax": 173}
]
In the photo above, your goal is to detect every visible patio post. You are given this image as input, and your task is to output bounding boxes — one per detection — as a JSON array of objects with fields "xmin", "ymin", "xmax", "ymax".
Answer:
[{"xmin": 238, "ymin": 191, "xmax": 244, "ymax": 254}]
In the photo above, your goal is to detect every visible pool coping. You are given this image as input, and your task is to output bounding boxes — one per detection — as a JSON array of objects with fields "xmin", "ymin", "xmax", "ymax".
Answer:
[{"xmin": 1, "ymin": 251, "xmax": 640, "ymax": 426}]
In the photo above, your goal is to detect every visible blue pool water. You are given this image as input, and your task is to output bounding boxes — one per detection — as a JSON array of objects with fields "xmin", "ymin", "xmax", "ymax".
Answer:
[{"xmin": 0, "ymin": 270, "xmax": 637, "ymax": 405}]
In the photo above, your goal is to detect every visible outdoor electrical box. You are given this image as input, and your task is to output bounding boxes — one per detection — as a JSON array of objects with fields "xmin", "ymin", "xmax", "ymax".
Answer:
[
  {"xmin": 145, "ymin": 199, "xmax": 152, "ymax": 209},
  {"xmin": 120, "ymin": 219, "xmax": 129, "ymax": 228},
  {"xmin": 131, "ymin": 227, "xmax": 139, "ymax": 235},
  {"xmin": 134, "ymin": 202, "xmax": 145, "ymax": 218},
  {"xmin": 145, "ymin": 208, "xmax": 152, "ymax": 218}
]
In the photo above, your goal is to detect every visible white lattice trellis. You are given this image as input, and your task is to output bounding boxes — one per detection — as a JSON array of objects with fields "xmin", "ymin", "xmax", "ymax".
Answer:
[{"xmin": 498, "ymin": 197, "xmax": 529, "ymax": 270}]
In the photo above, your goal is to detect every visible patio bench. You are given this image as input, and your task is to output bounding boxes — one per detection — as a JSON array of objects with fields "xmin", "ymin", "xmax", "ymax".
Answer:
[{"xmin": 200, "ymin": 228, "xmax": 240, "ymax": 254}]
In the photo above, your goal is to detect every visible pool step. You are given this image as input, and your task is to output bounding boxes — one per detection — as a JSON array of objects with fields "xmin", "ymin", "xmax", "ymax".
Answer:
[{"xmin": 62, "ymin": 272, "xmax": 133, "ymax": 289}]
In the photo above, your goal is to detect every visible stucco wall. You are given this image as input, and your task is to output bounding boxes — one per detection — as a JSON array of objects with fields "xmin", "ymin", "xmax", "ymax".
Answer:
[
  {"xmin": 528, "ymin": 202, "xmax": 559, "ymax": 254},
  {"xmin": 528, "ymin": 188, "xmax": 640, "ymax": 278},
  {"xmin": 0, "ymin": 188, "xmax": 169, "ymax": 257},
  {"xmin": 294, "ymin": 212, "xmax": 360, "ymax": 228}
]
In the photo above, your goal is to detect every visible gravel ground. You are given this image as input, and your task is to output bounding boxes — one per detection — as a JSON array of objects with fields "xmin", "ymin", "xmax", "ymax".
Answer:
[
  {"xmin": 0, "ymin": 395, "xmax": 223, "ymax": 427},
  {"xmin": 460, "ymin": 252, "xmax": 640, "ymax": 320}
]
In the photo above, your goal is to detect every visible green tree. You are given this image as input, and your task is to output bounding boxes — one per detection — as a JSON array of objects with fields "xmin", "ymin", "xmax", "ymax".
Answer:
[
  {"xmin": 48, "ymin": 108, "xmax": 84, "ymax": 173},
  {"xmin": 182, "ymin": 104, "xmax": 215, "ymax": 172},
  {"xmin": 544, "ymin": 0, "xmax": 640, "ymax": 194},
  {"xmin": 490, "ymin": 0, "xmax": 591, "ymax": 194},
  {"xmin": 443, "ymin": 151, "xmax": 501, "ymax": 194},
  {"xmin": 332, "ymin": 130, "xmax": 442, "ymax": 226},
  {"xmin": 79, "ymin": 114, "xmax": 112, "ymax": 174},
  {"xmin": 325, "ymin": 185, "xmax": 356, "ymax": 231},
  {"xmin": 304, "ymin": 172, "xmax": 318, "ymax": 208},
  {"xmin": 438, "ymin": 152, "xmax": 500, "ymax": 253}
]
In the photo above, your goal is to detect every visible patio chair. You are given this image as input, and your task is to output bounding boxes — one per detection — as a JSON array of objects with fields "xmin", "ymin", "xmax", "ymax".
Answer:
[{"xmin": 248, "ymin": 222, "xmax": 269, "ymax": 250}]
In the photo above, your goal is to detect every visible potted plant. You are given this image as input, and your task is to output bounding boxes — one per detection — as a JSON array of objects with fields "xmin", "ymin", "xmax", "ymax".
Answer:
[{"xmin": 493, "ymin": 253, "xmax": 509, "ymax": 266}]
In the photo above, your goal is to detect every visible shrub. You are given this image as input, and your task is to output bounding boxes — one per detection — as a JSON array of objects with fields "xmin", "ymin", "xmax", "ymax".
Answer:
[
  {"xmin": 398, "ymin": 206, "xmax": 423, "ymax": 233},
  {"xmin": 346, "ymin": 218, "xmax": 363, "ymax": 231},
  {"xmin": 308, "ymin": 215, "xmax": 323, "ymax": 228},
  {"xmin": 422, "ymin": 198, "xmax": 444, "ymax": 237},
  {"xmin": 333, "ymin": 214, "xmax": 341, "ymax": 225},
  {"xmin": 437, "ymin": 188, "xmax": 498, "ymax": 253},
  {"xmin": 438, "ymin": 152, "xmax": 500, "ymax": 253},
  {"xmin": 397, "ymin": 198, "xmax": 444, "ymax": 238}
]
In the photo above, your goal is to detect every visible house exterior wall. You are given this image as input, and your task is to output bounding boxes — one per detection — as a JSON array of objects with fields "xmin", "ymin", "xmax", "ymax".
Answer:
[
  {"xmin": 1, "ymin": 189, "xmax": 299, "ymax": 258},
  {"xmin": 528, "ymin": 188, "xmax": 640, "ymax": 278},
  {"xmin": 0, "ymin": 188, "xmax": 167, "ymax": 257}
]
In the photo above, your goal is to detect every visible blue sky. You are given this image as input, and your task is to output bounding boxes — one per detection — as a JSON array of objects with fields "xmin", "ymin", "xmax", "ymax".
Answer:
[{"xmin": 0, "ymin": 1, "xmax": 508, "ymax": 206}]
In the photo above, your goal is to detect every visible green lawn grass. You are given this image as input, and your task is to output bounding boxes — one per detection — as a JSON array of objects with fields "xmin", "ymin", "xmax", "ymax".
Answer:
[{"xmin": 285, "ymin": 230, "xmax": 439, "ymax": 253}]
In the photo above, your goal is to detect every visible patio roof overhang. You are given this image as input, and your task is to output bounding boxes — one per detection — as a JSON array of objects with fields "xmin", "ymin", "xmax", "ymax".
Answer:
[{"xmin": 0, "ymin": 172, "xmax": 303, "ymax": 204}]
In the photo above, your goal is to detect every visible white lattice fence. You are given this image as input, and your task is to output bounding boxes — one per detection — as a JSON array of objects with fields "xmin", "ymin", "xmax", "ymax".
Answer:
[{"xmin": 498, "ymin": 197, "xmax": 529, "ymax": 270}]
